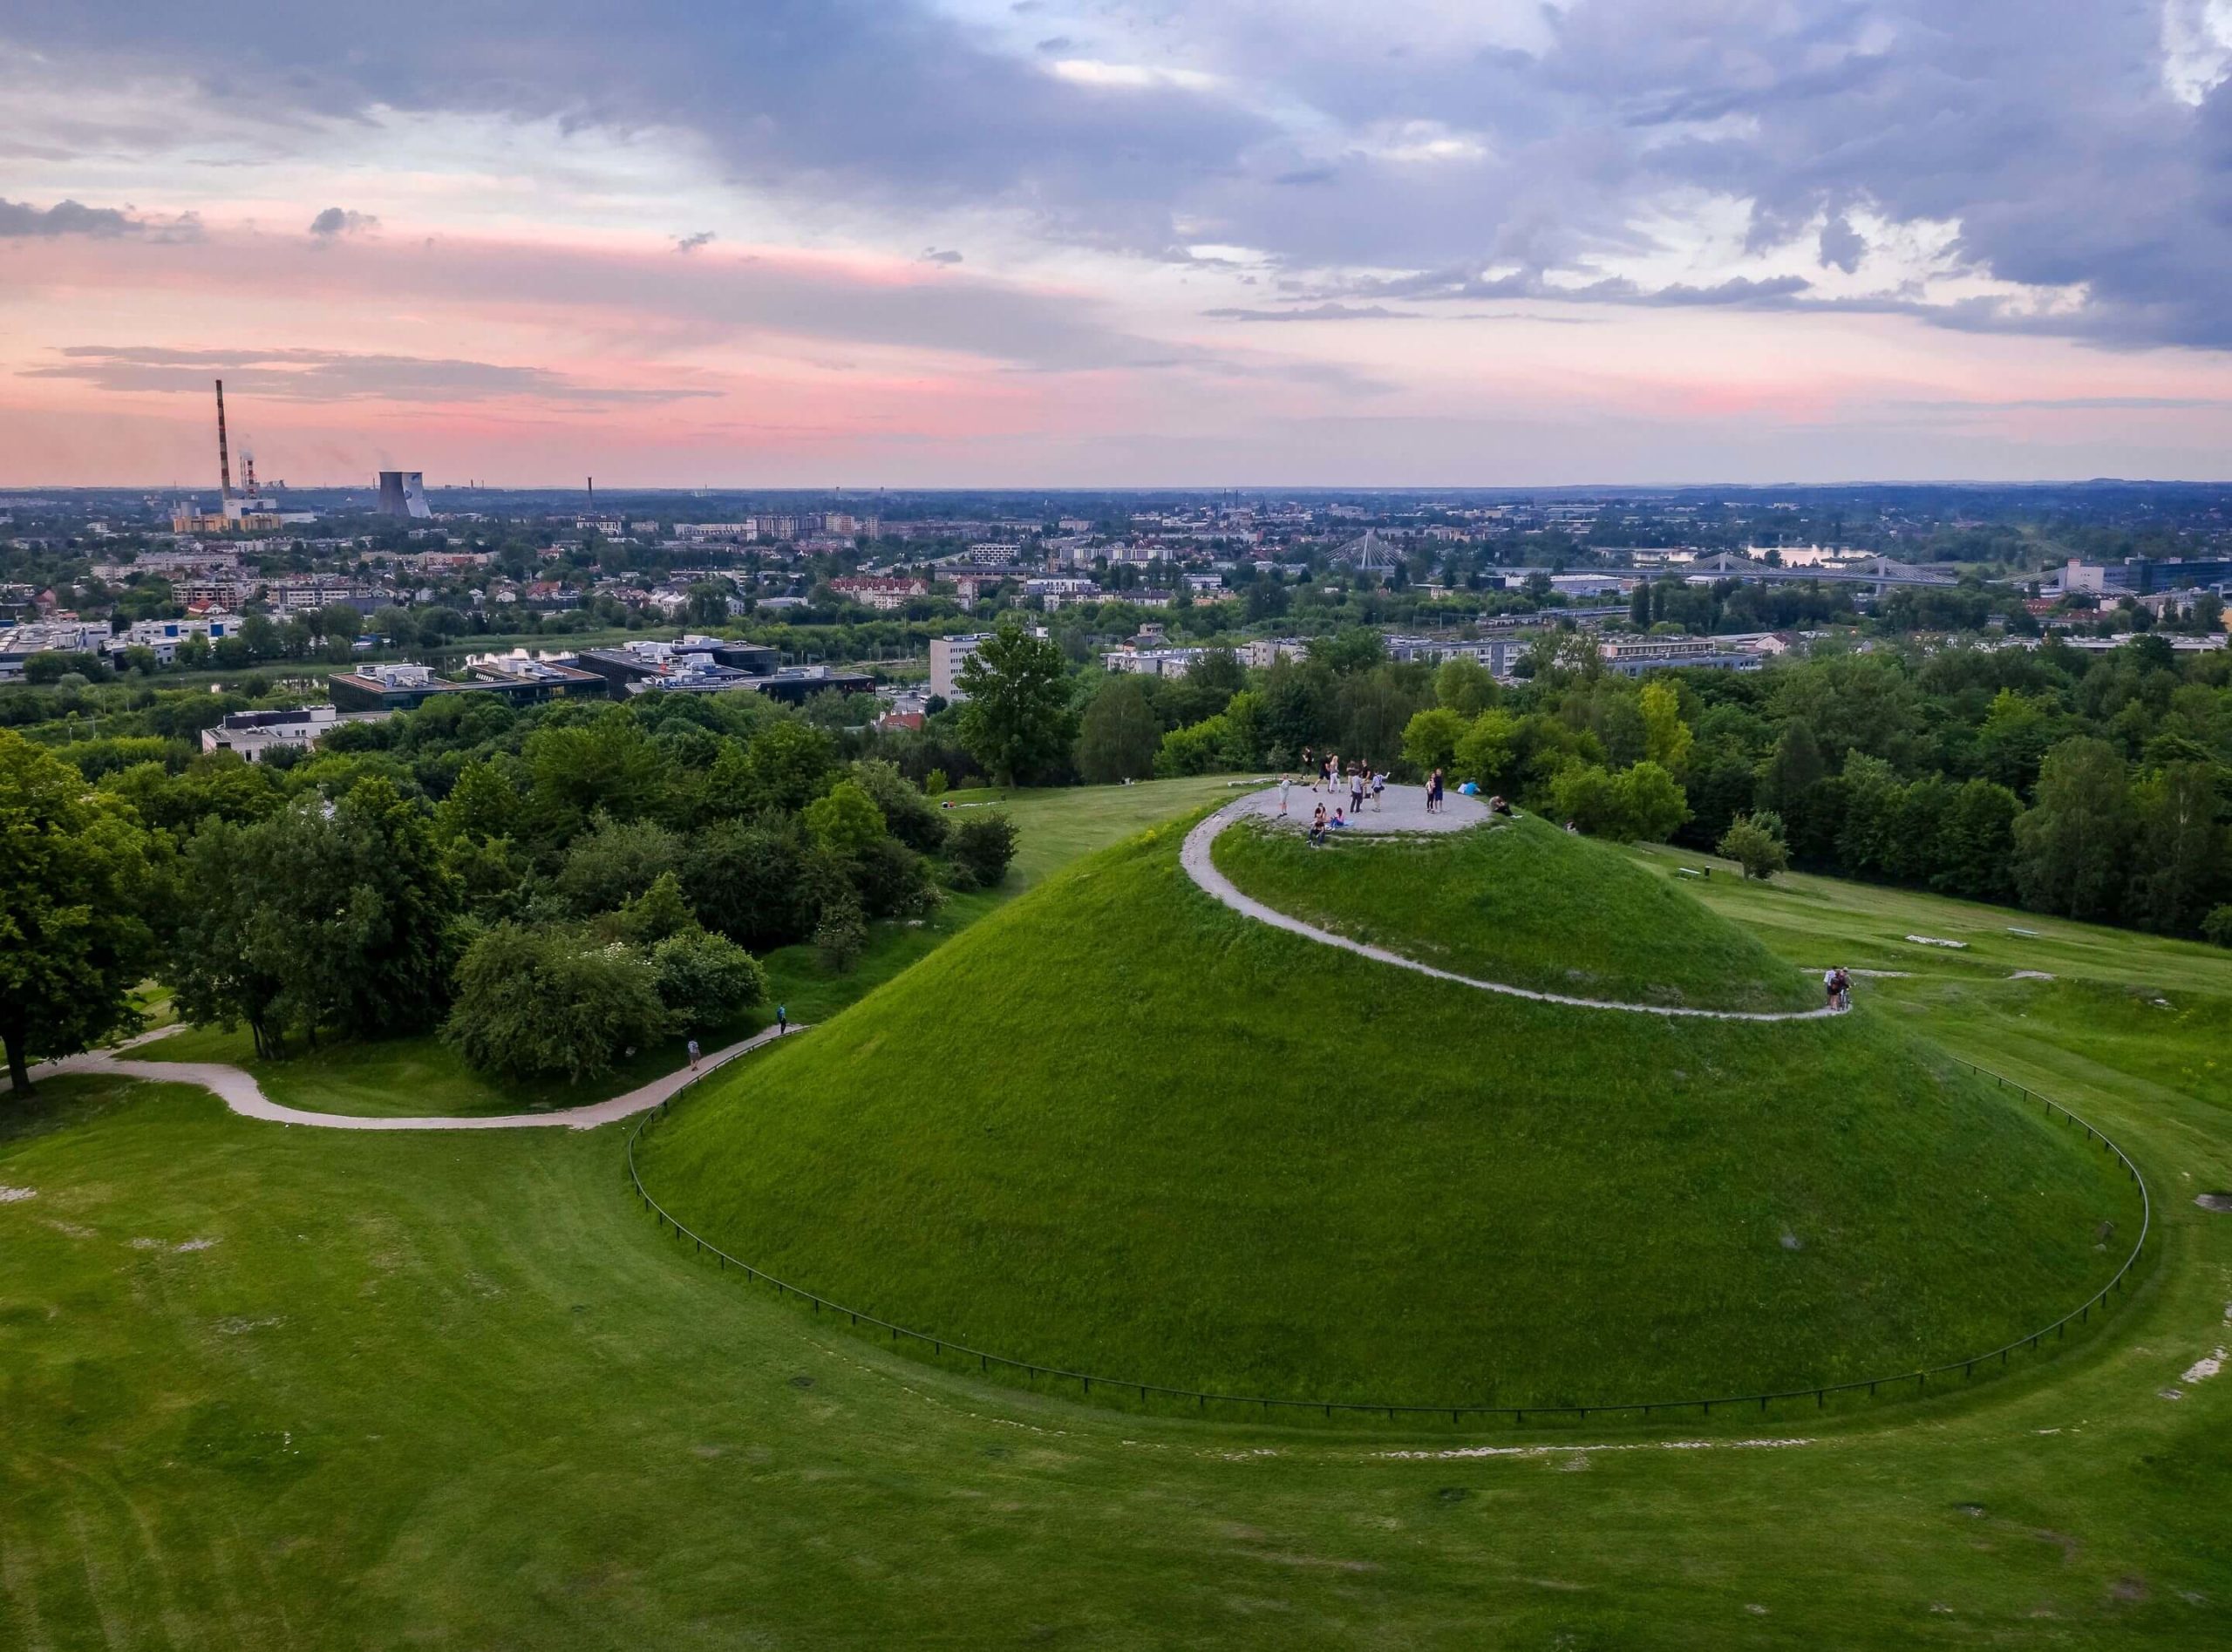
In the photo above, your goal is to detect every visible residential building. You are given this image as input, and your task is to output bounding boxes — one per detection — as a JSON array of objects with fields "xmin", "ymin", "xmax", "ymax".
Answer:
[
  {"xmin": 831, "ymin": 575, "xmax": 928, "ymax": 611},
  {"xmin": 1596, "ymin": 636, "xmax": 1766, "ymax": 677},
  {"xmin": 929, "ymin": 632, "xmax": 993, "ymax": 700},
  {"xmin": 1243, "ymin": 636, "xmax": 1310, "ymax": 668},
  {"xmin": 200, "ymin": 704, "xmax": 368, "ymax": 763}
]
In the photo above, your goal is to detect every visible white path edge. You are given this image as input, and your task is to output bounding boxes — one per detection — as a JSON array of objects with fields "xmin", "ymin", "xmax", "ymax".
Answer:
[
  {"xmin": 21, "ymin": 1022, "xmax": 806, "ymax": 1131},
  {"xmin": 1181, "ymin": 792, "xmax": 1839, "ymax": 1023}
]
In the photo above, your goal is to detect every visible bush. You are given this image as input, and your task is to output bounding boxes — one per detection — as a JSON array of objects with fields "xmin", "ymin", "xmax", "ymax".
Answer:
[
  {"xmin": 1399, "ymin": 706, "xmax": 1467, "ymax": 777},
  {"xmin": 814, "ymin": 890, "xmax": 868, "ymax": 973},
  {"xmin": 1152, "ymin": 714, "xmax": 1235, "ymax": 777},
  {"xmin": 851, "ymin": 836, "xmax": 941, "ymax": 918},
  {"xmin": 850, "ymin": 758, "xmax": 948, "ymax": 853},
  {"xmin": 650, "ymin": 928, "xmax": 767, "ymax": 1030},
  {"xmin": 949, "ymin": 812, "xmax": 1018, "ymax": 889},
  {"xmin": 2204, "ymin": 904, "xmax": 2232, "ymax": 949},
  {"xmin": 1617, "ymin": 760, "xmax": 1690, "ymax": 844},
  {"xmin": 443, "ymin": 923, "xmax": 670, "ymax": 1083},
  {"xmin": 802, "ymin": 779, "xmax": 887, "ymax": 856},
  {"xmin": 682, "ymin": 821, "xmax": 813, "ymax": 952},
  {"xmin": 1550, "ymin": 763, "xmax": 1627, "ymax": 838},
  {"xmin": 1719, "ymin": 811, "xmax": 1791, "ymax": 880}
]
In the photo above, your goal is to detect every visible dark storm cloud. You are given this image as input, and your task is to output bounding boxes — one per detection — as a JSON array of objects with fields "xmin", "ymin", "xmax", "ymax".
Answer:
[
  {"xmin": 307, "ymin": 207, "xmax": 377, "ymax": 239},
  {"xmin": 10, "ymin": 1, "xmax": 2232, "ymax": 348},
  {"xmin": 0, "ymin": 195, "xmax": 200, "ymax": 241}
]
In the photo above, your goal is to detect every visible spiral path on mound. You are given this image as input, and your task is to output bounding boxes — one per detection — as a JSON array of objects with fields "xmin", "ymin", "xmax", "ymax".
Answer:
[{"xmin": 1181, "ymin": 789, "xmax": 1839, "ymax": 1023}]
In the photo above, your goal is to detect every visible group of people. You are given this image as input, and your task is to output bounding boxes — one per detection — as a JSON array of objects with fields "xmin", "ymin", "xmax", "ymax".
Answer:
[
  {"xmin": 1283, "ymin": 749, "xmax": 1387, "ymax": 819},
  {"xmin": 1822, "ymin": 968, "xmax": 1854, "ymax": 1012}
]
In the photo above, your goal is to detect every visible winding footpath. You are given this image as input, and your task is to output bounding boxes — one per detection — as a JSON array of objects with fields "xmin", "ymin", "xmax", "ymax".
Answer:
[
  {"xmin": 1182, "ymin": 789, "xmax": 1840, "ymax": 1023},
  {"xmin": 18, "ymin": 1022, "xmax": 803, "ymax": 1131}
]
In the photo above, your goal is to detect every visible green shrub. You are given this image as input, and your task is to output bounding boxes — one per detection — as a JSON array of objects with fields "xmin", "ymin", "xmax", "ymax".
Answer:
[
  {"xmin": 802, "ymin": 779, "xmax": 887, "ymax": 856},
  {"xmin": 650, "ymin": 928, "xmax": 766, "ymax": 1030},
  {"xmin": 1719, "ymin": 811, "xmax": 1791, "ymax": 880},
  {"xmin": 948, "ymin": 812, "xmax": 1018, "ymax": 889},
  {"xmin": 443, "ymin": 923, "xmax": 670, "ymax": 1083}
]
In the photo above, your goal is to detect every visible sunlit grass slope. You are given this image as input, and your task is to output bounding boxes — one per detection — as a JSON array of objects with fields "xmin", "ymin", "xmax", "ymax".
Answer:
[
  {"xmin": 640, "ymin": 816, "xmax": 2142, "ymax": 1409},
  {"xmin": 1214, "ymin": 813, "xmax": 1820, "ymax": 1012}
]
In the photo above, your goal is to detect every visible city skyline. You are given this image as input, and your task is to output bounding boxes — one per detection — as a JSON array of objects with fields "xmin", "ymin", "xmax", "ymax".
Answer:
[{"xmin": 4, "ymin": 2, "xmax": 2232, "ymax": 487}]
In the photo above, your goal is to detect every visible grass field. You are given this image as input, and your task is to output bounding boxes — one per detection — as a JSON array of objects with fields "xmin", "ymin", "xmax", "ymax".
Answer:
[
  {"xmin": 1215, "ymin": 812, "xmax": 1820, "ymax": 1012},
  {"xmin": 638, "ymin": 815, "xmax": 2140, "ymax": 1407},
  {"xmin": 2, "ymin": 781, "xmax": 2228, "ymax": 1647}
]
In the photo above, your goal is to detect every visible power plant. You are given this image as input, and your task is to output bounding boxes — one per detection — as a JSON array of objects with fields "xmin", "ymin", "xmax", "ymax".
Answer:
[
  {"xmin": 378, "ymin": 470, "xmax": 432, "ymax": 520},
  {"xmin": 171, "ymin": 379, "xmax": 290, "ymax": 533}
]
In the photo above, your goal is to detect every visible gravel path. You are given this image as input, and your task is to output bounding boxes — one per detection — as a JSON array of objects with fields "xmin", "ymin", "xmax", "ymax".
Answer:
[
  {"xmin": 22, "ymin": 1023, "xmax": 804, "ymax": 1131},
  {"xmin": 1183, "ymin": 790, "xmax": 1839, "ymax": 1023}
]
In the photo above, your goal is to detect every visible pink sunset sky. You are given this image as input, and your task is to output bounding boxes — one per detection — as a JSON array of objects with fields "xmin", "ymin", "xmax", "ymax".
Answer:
[{"xmin": 5, "ymin": 1, "xmax": 2232, "ymax": 487}]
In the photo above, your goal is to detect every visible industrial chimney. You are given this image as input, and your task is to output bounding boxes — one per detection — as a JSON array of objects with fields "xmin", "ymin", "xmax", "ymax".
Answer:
[{"xmin": 214, "ymin": 379, "xmax": 234, "ymax": 500}]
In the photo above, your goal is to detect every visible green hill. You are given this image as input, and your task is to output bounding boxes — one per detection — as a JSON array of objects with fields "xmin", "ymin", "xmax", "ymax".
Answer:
[
  {"xmin": 637, "ymin": 814, "xmax": 2142, "ymax": 1410},
  {"xmin": 1214, "ymin": 812, "xmax": 1819, "ymax": 1012}
]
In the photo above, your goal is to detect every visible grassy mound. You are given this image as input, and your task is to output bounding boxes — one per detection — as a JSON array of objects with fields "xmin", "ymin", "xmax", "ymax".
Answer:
[
  {"xmin": 638, "ymin": 817, "xmax": 2142, "ymax": 1409},
  {"xmin": 1215, "ymin": 812, "xmax": 1818, "ymax": 1012}
]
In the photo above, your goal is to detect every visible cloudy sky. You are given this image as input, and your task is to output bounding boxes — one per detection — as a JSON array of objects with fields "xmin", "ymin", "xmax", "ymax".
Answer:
[{"xmin": 4, "ymin": 1, "xmax": 2231, "ymax": 487}]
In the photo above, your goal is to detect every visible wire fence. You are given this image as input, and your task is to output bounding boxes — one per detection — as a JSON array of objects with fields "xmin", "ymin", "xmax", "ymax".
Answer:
[{"xmin": 625, "ymin": 1050, "xmax": 2151, "ymax": 1427}]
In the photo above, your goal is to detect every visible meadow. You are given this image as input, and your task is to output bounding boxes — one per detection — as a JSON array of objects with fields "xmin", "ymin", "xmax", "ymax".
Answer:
[{"xmin": 2, "ymin": 778, "xmax": 2227, "ymax": 1647}]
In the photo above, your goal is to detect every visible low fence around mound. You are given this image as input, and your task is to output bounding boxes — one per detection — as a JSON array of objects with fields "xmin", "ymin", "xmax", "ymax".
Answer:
[{"xmin": 625, "ymin": 1049, "xmax": 2151, "ymax": 1427}]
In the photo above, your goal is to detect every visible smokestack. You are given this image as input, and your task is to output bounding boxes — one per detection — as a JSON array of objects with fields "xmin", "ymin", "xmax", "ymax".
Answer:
[{"xmin": 214, "ymin": 379, "xmax": 234, "ymax": 500}]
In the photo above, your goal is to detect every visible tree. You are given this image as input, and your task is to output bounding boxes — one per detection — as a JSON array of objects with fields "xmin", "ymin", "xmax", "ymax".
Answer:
[
  {"xmin": 558, "ymin": 816, "xmax": 682, "ymax": 915},
  {"xmin": 813, "ymin": 889, "xmax": 868, "ymax": 973},
  {"xmin": 2126, "ymin": 762, "xmax": 2224, "ymax": 935},
  {"xmin": 444, "ymin": 923, "xmax": 670, "ymax": 1084},
  {"xmin": 1718, "ymin": 811, "xmax": 1791, "ymax": 880},
  {"xmin": 1433, "ymin": 656, "xmax": 1496, "ymax": 717},
  {"xmin": 1617, "ymin": 760, "xmax": 1690, "ymax": 842},
  {"xmin": 1453, "ymin": 710, "xmax": 1521, "ymax": 793},
  {"xmin": 0, "ymin": 733, "xmax": 158, "ymax": 1093},
  {"xmin": 1400, "ymin": 706, "xmax": 1467, "ymax": 777},
  {"xmin": 1076, "ymin": 676, "xmax": 1162, "ymax": 784},
  {"xmin": 682, "ymin": 821, "xmax": 815, "ymax": 952},
  {"xmin": 1153, "ymin": 714, "xmax": 1236, "ymax": 777},
  {"xmin": 1932, "ymin": 778, "xmax": 2019, "ymax": 903},
  {"xmin": 684, "ymin": 581, "xmax": 732, "ymax": 628},
  {"xmin": 744, "ymin": 718, "xmax": 836, "ymax": 813},
  {"xmin": 1638, "ymin": 680, "xmax": 1694, "ymax": 773},
  {"xmin": 1550, "ymin": 764, "xmax": 1626, "ymax": 837},
  {"xmin": 650, "ymin": 928, "xmax": 766, "ymax": 1030},
  {"xmin": 849, "ymin": 758, "xmax": 948, "ymax": 853},
  {"xmin": 802, "ymin": 779, "xmax": 887, "ymax": 856},
  {"xmin": 2013, "ymin": 738, "xmax": 2135, "ymax": 922},
  {"xmin": 949, "ymin": 812, "xmax": 1019, "ymax": 889},
  {"xmin": 956, "ymin": 621, "xmax": 1076, "ymax": 785}
]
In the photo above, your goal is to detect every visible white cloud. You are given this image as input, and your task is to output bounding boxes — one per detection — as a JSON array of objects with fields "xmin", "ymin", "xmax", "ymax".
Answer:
[{"xmin": 2161, "ymin": 0, "xmax": 2232, "ymax": 104}]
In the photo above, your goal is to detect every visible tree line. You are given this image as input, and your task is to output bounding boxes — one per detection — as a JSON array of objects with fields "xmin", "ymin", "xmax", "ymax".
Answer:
[{"xmin": 0, "ymin": 693, "xmax": 1017, "ymax": 1094}]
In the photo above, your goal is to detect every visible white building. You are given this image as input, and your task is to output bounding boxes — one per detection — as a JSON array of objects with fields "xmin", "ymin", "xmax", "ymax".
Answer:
[
  {"xmin": 201, "ymin": 704, "xmax": 367, "ymax": 763},
  {"xmin": 114, "ymin": 612, "xmax": 242, "ymax": 664},
  {"xmin": 930, "ymin": 632, "xmax": 993, "ymax": 701},
  {"xmin": 1243, "ymin": 636, "xmax": 1310, "ymax": 668},
  {"xmin": 1101, "ymin": 647, "xmax": 1211, "ymax": 678}
]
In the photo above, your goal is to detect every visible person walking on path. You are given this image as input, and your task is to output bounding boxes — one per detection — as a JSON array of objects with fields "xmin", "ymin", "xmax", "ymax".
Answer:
[
  {"xmin": 1371, "ymin": 769, "xmax": 1385, "ymax": 811},
  {"xmin": 1300, "ymin": 747, "xmax": 1314, "ymax": 790},
  {"xmin": 1349, "ymin": 765, "xmax": 1365, "ymax": 817},
  {"xmin": 776, "ymin": 1004, "xmax": 788, "ymax": 1037},
  {"xmin": 1427, "ymin": 766, "xmax": 1445, "ymax": 813},
  {"xmin": 1822, "ymin": 969, "xmax": 1840, "ymax": 1012},
  {"xmin": 1279, "ymin": 773, "xmax": 1293, "ymax": 814},
  {"xmin": 686, "ymin": 1037, "xmax": 701, "ymax": 1071}
]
